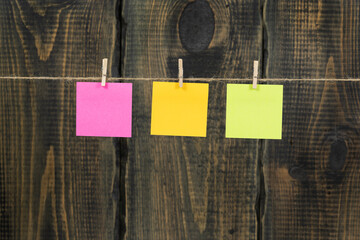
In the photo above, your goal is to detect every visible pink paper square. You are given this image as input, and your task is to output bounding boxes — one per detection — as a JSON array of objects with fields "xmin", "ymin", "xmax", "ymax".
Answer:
[{"xmin": 76, "ymin": 82, "xmax": 132, "ymax": 137}]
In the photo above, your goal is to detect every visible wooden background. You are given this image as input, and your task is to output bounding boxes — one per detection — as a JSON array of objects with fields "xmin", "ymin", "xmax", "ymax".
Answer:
[
  {"xmin": 0, "ymin": 1, "xmax": 119, "ymax": 239},
  {"xmin": 1, "ymin": 0, "xmax": 360, "ymax": 239}
]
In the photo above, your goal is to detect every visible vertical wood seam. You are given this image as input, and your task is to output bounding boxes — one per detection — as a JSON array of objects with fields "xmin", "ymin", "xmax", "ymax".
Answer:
[
  {"xmin": 119, "ymin": 0, "xmax": 127, "ymax": 239},
  {"xmin": 257, "ymin": 0, "xmax": 268, "ymax": 239}
]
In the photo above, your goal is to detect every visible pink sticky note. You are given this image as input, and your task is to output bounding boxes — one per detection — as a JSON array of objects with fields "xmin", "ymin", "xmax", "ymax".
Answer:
[{"xmin": 76, "ymin": 82, "xmax": 132, "ymax": 137}]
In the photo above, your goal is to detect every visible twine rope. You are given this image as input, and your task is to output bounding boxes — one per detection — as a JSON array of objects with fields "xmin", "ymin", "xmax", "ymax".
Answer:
[{"xmin": 0, "ymin": 76, "xmax": 359, "ymax": 82}]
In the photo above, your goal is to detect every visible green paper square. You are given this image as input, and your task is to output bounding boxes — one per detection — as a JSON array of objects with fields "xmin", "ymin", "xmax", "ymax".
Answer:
[{"xmin": 226, "ymin": 84, "xmax": 283, "ymax": 139}]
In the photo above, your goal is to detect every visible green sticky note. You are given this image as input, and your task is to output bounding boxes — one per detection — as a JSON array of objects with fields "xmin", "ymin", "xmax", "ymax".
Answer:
[{"xmin": 226, "ymin": 84, "xmax": 283, "ymax": 139}]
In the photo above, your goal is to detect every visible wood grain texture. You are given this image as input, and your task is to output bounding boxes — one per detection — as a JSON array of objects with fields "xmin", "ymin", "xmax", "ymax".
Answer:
[
  {"xmin": 265, "ymin": 0, "xmax": 360, "ymax": 79},
  {"xmin": 122, "ymin": 0, "xmax": 262, "ymax": 239},
  {"xmin": 263, "ymin": 0, "xmax": 360, "ymax": 239},
  {"xmin": 0, "ymin": 0, "xmax": 119, "ymax": 239},
  {"xmin": 122, "ymin": 0, "xmax": 262, "ymax": 78}
]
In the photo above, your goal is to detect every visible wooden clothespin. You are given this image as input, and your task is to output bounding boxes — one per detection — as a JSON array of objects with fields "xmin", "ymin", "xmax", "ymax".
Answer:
[
  {"xmin": 101, "ymin": 58, "xmax": 108, "ymax": 87},
  {"xmin": 178, "ymin": 58, "xmax": 183, "ymax": 88},
  {"xmin": 252, "ymin": 60, "xmax": 259, "ymax": 89}
]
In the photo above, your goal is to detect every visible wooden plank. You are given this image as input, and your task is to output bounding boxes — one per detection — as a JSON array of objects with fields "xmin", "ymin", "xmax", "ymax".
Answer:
[
  {"xmin": 264, "ymin": 1, "xmax": 360, "ymax": 239},
  {"xmin": 265, "ymin": 0, "xmax": 360, "ymax": 79},
  {"xmin": 263, "ymin": 80, "xmax": 360, "ymax": 240},
  {"xmin": 0, "ymin": 1, "xmax": 119, "ymax": 239},
  {"xmin": 122, "ymin": 0, "xmax": 262, "ymax": 239}
]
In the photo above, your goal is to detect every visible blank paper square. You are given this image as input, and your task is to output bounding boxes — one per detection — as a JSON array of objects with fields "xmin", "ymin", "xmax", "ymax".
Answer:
[
  {"xmin": 76, "ymin": 82, "xmax": 132, "ymax": 137},
  {"xmin": 226, "ymin": 84, "xmax": 283, "ymax": 139},
  {"xmin": 151, "ymin": 82, "xmax": 209, "ymax": 137}
]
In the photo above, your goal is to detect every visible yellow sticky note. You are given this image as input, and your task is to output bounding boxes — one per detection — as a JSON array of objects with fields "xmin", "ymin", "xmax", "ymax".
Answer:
[
  {"xmin": 226, "ymin": 84, "xmax": 283, "ymax": 139},
  {"xmin": 151, "ymin": 82, "xmax": 209, "ymax": 137}
]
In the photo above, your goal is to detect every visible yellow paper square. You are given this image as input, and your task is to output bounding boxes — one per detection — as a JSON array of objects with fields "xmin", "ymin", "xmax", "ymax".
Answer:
[
  {"xmin": 151, "ymin": 82, "xmax": 209, "ymax": 137},
  {"xmin": 226, "ymin": 84, "xmax": 283, "ymax": 139}
]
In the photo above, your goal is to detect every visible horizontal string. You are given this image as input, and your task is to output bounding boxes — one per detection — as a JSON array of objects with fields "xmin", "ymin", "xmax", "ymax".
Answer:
[{"xmin": 0, "ymin": 76, "xmax": 359, "ymax": 82}]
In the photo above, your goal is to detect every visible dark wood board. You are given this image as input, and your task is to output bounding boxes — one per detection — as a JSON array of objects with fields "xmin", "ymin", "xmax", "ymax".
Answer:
[
  {"xmin": 122, "ymin": 0, "xmax": 262, "ymax": 78},
  {"xmin": 0, "ymin": 1, "xmax": 119, "ymax": 239},
  {"xmin": 265, "ymin": 0, "xmax": 360, "ymax": 79},
  {"xmin": 262, "ymin": 80, "xmax": 360, "ymax": 240},
  {"xmin": 122, "ymin": 0, "xmax": 262, "ymax": 239},
  {"xmin": 263, "ymin": 1, "xmax": 360, "ymax": 239}
]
